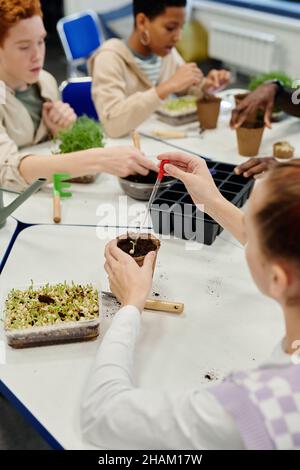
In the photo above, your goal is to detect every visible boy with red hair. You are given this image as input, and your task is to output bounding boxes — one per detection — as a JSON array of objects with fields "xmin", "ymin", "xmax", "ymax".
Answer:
[{"xmin": 0, "ymin": 1, "xmax": 155, "ymax": 190}]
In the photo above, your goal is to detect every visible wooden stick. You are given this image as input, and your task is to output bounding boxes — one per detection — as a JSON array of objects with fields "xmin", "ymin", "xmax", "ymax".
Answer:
[
  {"xmin": 131, "ymin": 130, "xmax": 141, "ymax": 150},
  {"xmin": 145, "ymin": 299, "xmax": 184, "ymax": 314},
  {"xmin": 53, "ymin": 193, "xmax": 61, "ymax": 224},
  {"xmin": 102, "ymin": 291, "xmax": 184, "ymax": 314},
  {"xmin": 152, "ymin": 130, "xmax": 186, "ymax": 139}
]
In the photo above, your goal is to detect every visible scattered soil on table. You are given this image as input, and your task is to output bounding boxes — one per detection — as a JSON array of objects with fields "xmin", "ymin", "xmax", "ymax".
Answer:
[
  {"xmin": 118, "ymin": 237, "xmax": 158, "ymax": 257},
  {"xmin": 204, "ymin": 371, "xmax": 219, "ymax": 382},
  {"xmin": 206, "ymin": 277, "xmax": 222, "ymax": 298}
]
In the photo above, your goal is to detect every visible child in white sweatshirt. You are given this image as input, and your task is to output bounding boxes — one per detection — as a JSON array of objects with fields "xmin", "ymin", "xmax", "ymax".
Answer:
[{"xmin": 81, "ymin": 156, "xmax": 300, "ymax": 450}]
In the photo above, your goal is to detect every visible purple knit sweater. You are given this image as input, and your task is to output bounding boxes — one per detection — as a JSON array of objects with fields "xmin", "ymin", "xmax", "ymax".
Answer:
[{"xmin": 210, "ymin": 364, "xmax": 300, "ymax": 449}]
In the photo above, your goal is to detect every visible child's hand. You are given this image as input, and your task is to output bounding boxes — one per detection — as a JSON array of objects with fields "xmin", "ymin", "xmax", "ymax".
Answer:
[
  {"xmin": 203, "ymin": 69, "xmax": 231, "ymax": 93},
  {"xmin": 158, "ymin": 152, "xmax": 222, "ymax": 212},
  {"xmin": 42, "ymin": 101, "xmax": 77, "ymax": 136},
  {"xmin": 101, "ymin": 146, "xmax": 158, "ymax": 177},
  {"xmin": 104, "ymin": 241, "xmax": 155, "ymax": 312},
  {"xmin": 157, "ymin": 64, "xmax": 203, "ymax": 98},
  {"xmin": 235, "ymin": 157, "xmax": 278, "ymax": 179},
  {"xmin": 230, "ymin": 83, "xmax": 277, "ymax": 129}
]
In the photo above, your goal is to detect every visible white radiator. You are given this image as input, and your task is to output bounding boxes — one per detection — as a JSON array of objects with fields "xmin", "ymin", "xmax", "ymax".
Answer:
[{"xmin": 209, "ymin": 22, "xmax": 278, "ymax": 74}]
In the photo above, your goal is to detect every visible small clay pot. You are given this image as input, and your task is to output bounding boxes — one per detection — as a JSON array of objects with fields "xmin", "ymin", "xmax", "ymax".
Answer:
[
  {"xmin": 234, "ymin": 93, "xmax": 258, "ymax": 124},
  {"xmin": 117, "ymin": 232, "xmax": 161, "ymax": 275},
  {"xmin": 196, "ymin": 95, "xmax": 221, "ymax": 129},
  {"xmin": 236, "ymin": 123, "xmax": 265, "ymax": 157}
]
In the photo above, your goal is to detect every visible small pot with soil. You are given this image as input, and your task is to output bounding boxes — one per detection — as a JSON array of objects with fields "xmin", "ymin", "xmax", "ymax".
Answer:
[
  {"xmin": 234, "ymin": 93, "xmax": 258, "ymax": 125},
  {"xmin": 117, "ymin": 232, "xmax": 161, "ymax": 275},
  {"xmin": 68, "ymin": 175, "xmax": 97, "ymax": 184},
  {"xmin": 196, "ymin": 94, "xmax": 221, "ymax": 129},
  {"xmin": 119, "ymin": 171, "xmax": 174, "ymax": 201},
  {"xmin": 236, "ymin": 121, "xmax": 265, "ymax": 157}
]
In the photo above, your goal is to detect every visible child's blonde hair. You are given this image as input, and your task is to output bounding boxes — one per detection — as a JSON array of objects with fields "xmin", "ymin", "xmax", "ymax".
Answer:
[{"xmin": 0, "ymin": 0, "xmax": 43, "ymax": 47}]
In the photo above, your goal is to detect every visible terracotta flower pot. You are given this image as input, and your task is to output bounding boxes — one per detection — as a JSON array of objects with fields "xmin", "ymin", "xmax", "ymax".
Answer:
[
  {"xmin": 117, "ymin": 232, "xmax": 161, "ymax": 275},
  {"xmin": 236, "ymin": 123, "xmax": 265, "ymax": 157},
  {"xmin": 196, "ymin": 95, "xmax": 221, "ymax": 129},
  {"xmin": 234, "ymin": 93, "xmax": 258, "ymax": 124}
]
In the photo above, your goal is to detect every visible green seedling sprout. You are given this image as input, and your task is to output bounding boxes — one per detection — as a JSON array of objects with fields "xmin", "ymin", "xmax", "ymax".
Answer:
[{"xmin": 129, "ymin": 240, "xmax": 137, "ymax": 255}]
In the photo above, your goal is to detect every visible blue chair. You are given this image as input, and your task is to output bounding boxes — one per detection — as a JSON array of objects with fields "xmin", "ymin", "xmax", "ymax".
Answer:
[
  {"xmin": 57, "ymin": 10, "xmax": 103, "ymax": 77},
  {"xmin": 60, "ymin": 77, "xmax": 99, "ymax": 121}
]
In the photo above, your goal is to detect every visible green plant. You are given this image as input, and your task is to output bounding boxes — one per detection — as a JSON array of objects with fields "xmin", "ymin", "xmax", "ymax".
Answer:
[
  {"xmin": 248, "ymin": 72, "xmax": 293, "ymax": 113},
  {"xmin": 162, "ymin": 96, "xmax": 197, "ymax": 112},
  {"xmin": 5, "ymin": 282, "xmax": 99, "ymax": 329},
  {"xmin": 56, "ymin": 115, "xmax": 105, "ymax": 153}
]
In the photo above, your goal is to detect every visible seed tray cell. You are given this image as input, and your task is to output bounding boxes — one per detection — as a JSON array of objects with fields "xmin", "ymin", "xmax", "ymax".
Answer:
[
  {"xmin": 220, "ymin": 191, "xmax": 237, "ymax": 202},
  {"xmin": 159, "ymin": 190, "xmax": 187, "ymax": 202},
  {"xmin": 221, "ymin": 182, "xmax": 244, "ymax": 192},
  {"xmin": 171, "ymin": 182, "xmax": 187, "ymax": 192},
  {"xmin": 214, "ymin": 171, "xmax": 231, "ymax": 180}
]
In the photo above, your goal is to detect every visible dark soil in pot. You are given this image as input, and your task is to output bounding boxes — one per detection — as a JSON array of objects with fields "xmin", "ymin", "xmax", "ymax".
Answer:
[
  {"xmin": 117, "ymin": 237, "xmax": 158, "ymax": 257},
  {"xmin": 124, "ymin": 171, "xmax": 173, "ymax": 184}
]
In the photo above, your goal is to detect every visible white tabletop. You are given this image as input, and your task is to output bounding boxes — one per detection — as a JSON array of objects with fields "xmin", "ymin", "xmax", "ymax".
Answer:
[
  {"xmin": 138, "ymin": 91, "xmax": 300, "ymax": 165},
  {"xmin": 5, "ymin": 95, "xmax": 300, "ymax": 227},
  {"xmin": 0, "ymin": 224, "xmax": 284, "ymax": 449},
  {"xmin": 0, "ymin": 217, "xmax": 17, "ymax": 266},
  {"xmin": 3, "ymin": 138, "xmax": 179, "ymax": 227}
]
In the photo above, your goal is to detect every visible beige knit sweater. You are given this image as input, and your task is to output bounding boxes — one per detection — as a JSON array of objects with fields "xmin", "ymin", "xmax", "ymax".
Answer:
[
  {"xmin": 88, "ymin": 39, "xmax": 203, "ymax": 138},
  {"xmin": 0, "ymin": 70, "xmax": 59, "ymax": 190}
]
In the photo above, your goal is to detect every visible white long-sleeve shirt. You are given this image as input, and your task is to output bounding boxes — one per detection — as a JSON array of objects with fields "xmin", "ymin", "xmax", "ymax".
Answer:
[{"xmin": 81, "ymin": 306, "xmax": 289, "ymax": 450}]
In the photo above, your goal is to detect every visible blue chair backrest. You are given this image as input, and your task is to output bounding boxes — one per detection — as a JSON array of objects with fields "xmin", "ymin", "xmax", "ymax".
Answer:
[
  {"xmin": 57, "ymin": 10, "xmax": 102, "ymax": 61},
  {"xmin": 60, "ymin": 78, "xmax": 99, "ymax": 121}
]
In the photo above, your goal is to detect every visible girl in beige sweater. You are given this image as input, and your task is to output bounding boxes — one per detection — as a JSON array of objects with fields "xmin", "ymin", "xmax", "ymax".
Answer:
[{"xmin": 89, "ymin": 0, "xmax": 230, "ymax": 138}]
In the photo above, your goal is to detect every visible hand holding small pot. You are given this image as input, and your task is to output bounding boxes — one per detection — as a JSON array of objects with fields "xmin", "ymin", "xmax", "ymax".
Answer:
[
  {"xmin": 104, "ymin": 240, "xmax": 156, "ymax": 312},
  {"xmin": 230, "ymin": 83, "xmax": 277, "ymax": 129},
  {"xmin": 157, "ymin": 152, "xmax": 222, "ymax": 212},
  {"xmin": 203, "ymin": 69, "xmax": 231, "ymax": 93}
]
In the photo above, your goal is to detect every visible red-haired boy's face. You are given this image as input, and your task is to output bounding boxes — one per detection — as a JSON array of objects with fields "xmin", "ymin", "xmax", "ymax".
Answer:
[{"xmin": 0, "ymin": 15, "xmax": 46, "ymax": 89}]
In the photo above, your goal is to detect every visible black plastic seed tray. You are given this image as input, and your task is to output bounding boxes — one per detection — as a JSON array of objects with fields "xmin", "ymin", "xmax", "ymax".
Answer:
[{"xmin": 150, "ymin": 160, "xmax": 254, "ymax": 245}]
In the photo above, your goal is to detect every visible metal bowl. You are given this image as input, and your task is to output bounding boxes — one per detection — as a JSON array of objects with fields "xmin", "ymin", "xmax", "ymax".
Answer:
[{"xmin": 119, "ymin": 171, "xmax": 175, "ymax": 201}]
